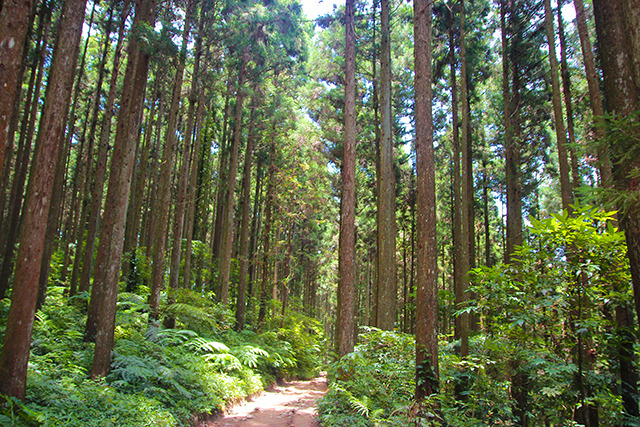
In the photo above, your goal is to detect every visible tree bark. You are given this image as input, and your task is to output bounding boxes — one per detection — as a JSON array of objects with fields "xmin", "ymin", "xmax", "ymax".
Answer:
[
  {"xmin": 164, "ymin": 0, "xmax": 199, "ymax": 328},
  {"xmin": 543, "ymin": 0, "xmax": 573, "ymax": 211},
  {"xmin": 336, "ymin": 0, "xmax": 357, "ymax": 358},
  {"xmin": 0, "ymin": 7, "xmax": 50, "ymax": 300},
  {"xmin": 0, "ymin": 0, "xmax": 35, "ymax": 182},
  {"xmin": 593, "ymin": 0, "xmax": 640, "ymax": 361},
  {"xmin": 414, "ymin": 0, "xmax": 440, "ymax": 413},
  {"xmin": 258, "ymin": 127, "xmax": 277, "ymax": 325},
  {"xmin": 376, "ymin": 0, "xmax": 396, "ymax": 331},
  {"xmin": 148, "ymin": 8, "xmax": 193, "ymax": 319},
  {"xmin": 556, "ymin": 1, "xmax": 581, "ymax": 190},
  {"xmin": 504, "ymin": 0, "xmax": 523, "ymax": 263},
  {"xmin": 89, "ymin": 0, "xmax": 156, "ymax": 378},
  {"xmin": 79, "ymin": 3, "xmax": 128, "ymax": 297},
  {"xmin": 182, "ymin": 8, "xmax": 209, "ymax": 291},
  {"xmin": 69, "ymin": 1, "xmax": 118, "ymax": 296},
  {"xmin": 235, "ymin": 91, "xmax": 259, "ymax": 330},
  {"xmin": 0, "ymin": 0, "xmax": 87, "ymax": 399},
  {"xmin": 459, "ymin": 0, "xmax": 472, "ymax": 363},
  {"xmin": 219, "ymin": 54, "xmax": 248, "ymax": 306},
  {"xmin": 573, "ymin": 0, "xmax": 611, "ymax": 184}
]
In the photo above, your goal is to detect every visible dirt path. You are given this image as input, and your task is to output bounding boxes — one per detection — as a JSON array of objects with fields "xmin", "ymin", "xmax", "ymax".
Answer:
[{"xmin": 210, "ymin": 374, "xmax": 327, "ymax": 427}]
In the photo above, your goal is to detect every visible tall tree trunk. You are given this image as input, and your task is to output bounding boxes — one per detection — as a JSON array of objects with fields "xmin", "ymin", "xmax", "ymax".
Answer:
[
  {"xmin": 36, "ymin": 122, "xmax": 69, "ymax": 310},
  {"xmin": 89, "ymin": 0, "xmax": 156, "ymax": 378},
  {"xmin": 0, "ymin": 2, "xmax": 37, "ymax": 228},
  {"xmin": 247, "ymin": 156, "xmax": 263, "ymax": 307},
  {"xmin": 235, "ymin": 92, "xmax": 259, "ymax": 331},
  {"xmin": 557, "ymin": 1, "xmax": 581, "ymax": 189},
  {"xmin": 376, "ymin": 0, "xmax": 396, "ymax": 331},
  {"xmin": 211, "ymin": 76, "xmax": 235, "ymax": 266},
  {"xmin": 0, "ymin": 7, "xmax": 50, "ymax": 300},
  {"xmin": 148, "ymin": 8, "xmax": 193, "ymax": 319},
  {"xmin": 336, "ymin": 0, "xmax": 357, "ymax": 358},
  {"xmin": 573, "ymin": 0, "xmax": 611, "ymax": 184},
  {"xmin": 182, "ymin": 9, "xmax": 209, "ymax": 291},
  {"xmin": 414, "ymin": 0, "xmax": 440, "ymax": 414},
  {"xmin": 503, "ymin": 0, "xmax": 523, "ymax": 263},
  {"xmin": 59, "ymin": 1, "xmax": 98, "ymax": 281},
  {"xmin": 78, "ymin": 3, "xmax": 128, "ymax": 297},
  {"xmin": 219, "ymin": 54, "xmax": 248, "ymax": 306},
  {"xmin": 0, "ymin": 0, "xmax": 35, "ymax": 182},
  {"xmin": 69, "ymin": 1, "xmax": 118, "ymax": 296},
  {"xmin": 593, "ymin": 0, "xmax": 640, "ymax": 366},
  {"xmin": 543, "ymin": 0, "xmax": 572, "ymax": 211},
  {"xmin": 459, "ymin": 0, "xmax": 471, "ymax": 363},
  {"xmin": 0, "ymin": 0, "xmax": 87, "ymax": 399},
  {"xmin": 258, "ymin": 128, "xmax": 277, "ymax": 325},
  {"xmin": 164, "ymin": 0, "xmax": 201, "ymax": 328}
]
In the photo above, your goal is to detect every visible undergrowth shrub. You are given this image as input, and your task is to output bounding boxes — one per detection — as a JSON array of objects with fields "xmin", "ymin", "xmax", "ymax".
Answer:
[
  {"xmin": 1, "ymin": 284, "xmax": 326, "ymax": 426},
  {"xmin": 318, "ymin": 328, "xmax": 415, "ymax": 426}
]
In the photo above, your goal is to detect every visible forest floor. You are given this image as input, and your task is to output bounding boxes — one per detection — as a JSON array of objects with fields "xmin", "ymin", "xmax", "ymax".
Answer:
[{"xmin": 206, "ymin": 374, "xmax": 327, "ymax": 427}]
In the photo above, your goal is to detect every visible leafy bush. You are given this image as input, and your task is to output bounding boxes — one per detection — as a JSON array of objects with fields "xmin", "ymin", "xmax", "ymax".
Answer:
[
  {"xmin": 318, "ymin": 328, "xmax": 415, "ymax": 426},
  {"xmin": 0, "ymin": 281, "xmax": 328, "ymax": 426}
]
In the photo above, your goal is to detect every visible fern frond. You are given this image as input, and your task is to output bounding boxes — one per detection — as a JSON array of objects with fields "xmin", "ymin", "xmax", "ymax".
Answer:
[
  {"xmin": 204, "ymin": 353, "xmax": 242, "ymax": 372},
  {"xmin": 185, "ymin": 337, "xmax": 229, "ymax": 353},
  {"xmin": 230, "ymin": 345, "xmax": 269, "ymax": 369},
  {"xmin": 156, "ymin": 328, "xmax": 199, "ymax": 346},
  {"xmin": 164, "ymin": 303, "xmax": 216, "ymax": 328}
]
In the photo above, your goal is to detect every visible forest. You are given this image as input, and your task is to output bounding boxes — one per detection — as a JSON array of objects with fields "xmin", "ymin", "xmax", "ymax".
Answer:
[{"xmin": 0, "ymin": 0, "xmax": 639, "ymax": 425}]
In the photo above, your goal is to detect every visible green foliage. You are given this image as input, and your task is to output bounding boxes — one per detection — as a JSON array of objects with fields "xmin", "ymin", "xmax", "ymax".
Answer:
[
  {"xmin": 163, "ymin": 288, "xmax": 234, "ymax": 334},
  {"xmin": 464, "ymin": 205, "xmax": 633, "ymax": 424},
  {"xmin": 257, "ymin": 310, "xmax": 325, "ymax": 381},
  {"xmin": 0, "ymin": 280, "xmax": 328, "ymax": 426},
  {"xmin": 318, "ymin": 328, "xmax": 415, "ymax": 426},
  {"xmin": 321, "ymin": 207, "xmax": 635, "ymax": 426}
]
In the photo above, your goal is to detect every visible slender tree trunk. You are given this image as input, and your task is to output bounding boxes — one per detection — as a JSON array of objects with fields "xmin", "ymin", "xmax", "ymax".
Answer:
[
  {"xmin": 337, "ymin": 0, "xmax": 357, "ymax": 357},
  {"xmin": 247, "ymin": 156, "xmax": 263, "ymax": 308},
  {"xmin": 0, "ymin": 8, "xmax": 50, "ymax": 300},
  {"xmin": 36, "ymin": 122, "xmax": 69, "ymax": 310},
  {"xmin": 0, "ymin": 2, "xmax": 37, "ymax": 228},
  {"xmin": 163, "ymin": 1, "xmax": 200, "ymax": 328},
  {"xmin": 459, "ymin": 0, "xmax": 472, "ymax": 363},
  {"xmin": 376, "ymin": 0, "xmax": 396, "ymax": 331},
  {"xmin": 219, "ymin": 54, "xmax": 248, "ymax": 306},
  {"xmin": 148, "ymin": 9, "xmax": 193, "ymax": 319},
  {"xmin": 182, "ymin": 9, "xmax": 209, "ymax": 291},
  {"xmin": 78, "ymin": 4, "xmax": 128, "ymax": 297},
  {"xmin": 414, "ymin": 0, "xmax": 440, "ymax": 415},
  {"xmin": 212, "ymin": 76, "xmax": 235, "ymax": 265},
  {"xmin": 543, "ymin": 0, "xmax": 572, "ymax": 211},
  {"xmin": 89, "ymin": 0, "xmax": 156, "ymax": 378},
  {"xmin": 593, "ymin": 0, "xmax": 640, "ymax": 366},
  {"xmin": 235, "ymin": 92, "xmax": 259, "ymax": 330},
  {"xmin": 504, "ymin": 0, "xmax": 523, "ymax": 263},
  {"xmin": 0, "ymin": 0, "xmax": 87, "ymax": 399},
  {"xmin": 59, "ymin": 1, "xmax": 97, "ymax": 281},
  {"xmin": 557, "ymin": 1, "xmax": 581, "ymax": 189},
  {"xmin": 69, "ymin": 1, "xmax": 118, "ymax": 296},
  {"xmin": 258, "ymin": 128, "xmax": 277, "ymax": 325},
  {"xmin": 573, "ymin": 0, "xmax": 611, "ymax": 184},
  {"xmin": 0, "ymin": 0, "xmax": 35, "ymax": 182}
]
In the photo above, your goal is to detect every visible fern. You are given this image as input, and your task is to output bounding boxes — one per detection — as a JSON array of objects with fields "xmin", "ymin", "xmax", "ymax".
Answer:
[
  {"xmin": 164, "ymin": 302, "xmax": 216, "ymax": 329},
  {"xmin": 186, "ymin": 337, "xmax": 230, "ymax": 354},
  {"xmin": 156, "ymin": 328, "xmax": 199, "ymax": 346},
  {"xmin": 231, "ymin": 345, "xmax": 269, "ymax": 369},
  {"xmin": 204, "ymin": 353, "xmax": 242, "ymax": 372}
]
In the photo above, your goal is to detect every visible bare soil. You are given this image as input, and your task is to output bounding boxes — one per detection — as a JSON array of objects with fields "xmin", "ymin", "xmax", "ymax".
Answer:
[{"xmin": 208, "ymin": 374, "xmax": 327, "ymax": 427}]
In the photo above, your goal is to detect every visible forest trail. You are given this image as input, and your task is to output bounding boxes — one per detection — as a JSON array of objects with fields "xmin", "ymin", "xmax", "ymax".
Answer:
[{"xmin": 208, "ymin": 374, "xmax": 327, "ymax": 427}]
